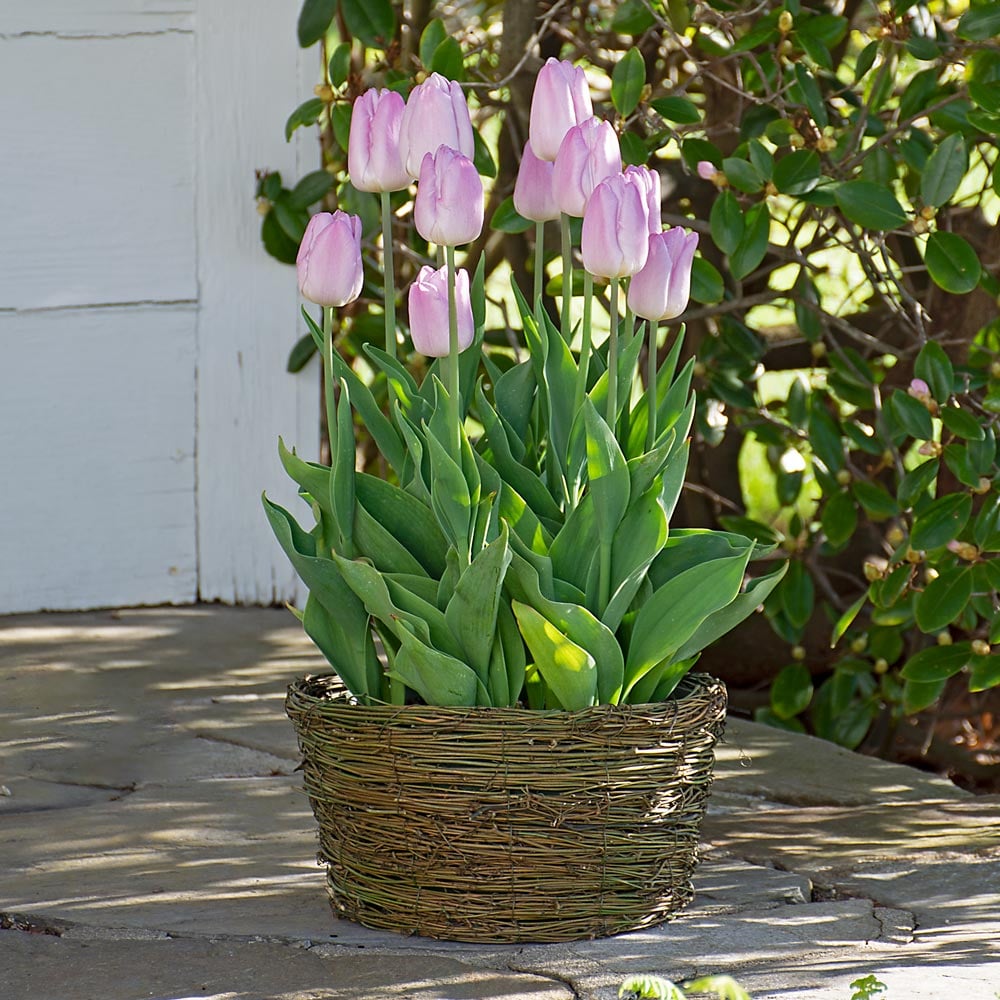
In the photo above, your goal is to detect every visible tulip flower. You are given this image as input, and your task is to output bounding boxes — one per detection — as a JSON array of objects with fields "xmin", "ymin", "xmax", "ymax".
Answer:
[
  {"xmin": 528, "ymin": 58, "xmax": 594, "ymax": 162},
  {"xmin": 627, "ymin": 227, "xmax": 699, "ymax": 322},
  {"xmin": 625, "ymin": 164, "xmax": 661, "ymax": 235},
  {"xmin": 513, "ymin": 141, "xmax": 559, "ymax": 223},
  {"xmin": 296, "ymin": 211, "xmax": 363, "ymax": 308},
  {"xmin": 551, "ymin": 117, "xmax": 622, "ymax": 218},
  {"xmin": 398, "ymin": 72, "xmax": 475, "ymax": 179},
  {"xmin": 581, "ymin": 173, "xmax": 650, "ymax": 279},
  {"xmin": 408, "ymin": 264, "xmax": 474, "ymax": 358},
  {"xmin": 414, "ymin": 146, "xmax": 484, "ymax": 248},
  {"xmin": 347, "ymin": 89, "xmax": 411, "ymax": 193}
]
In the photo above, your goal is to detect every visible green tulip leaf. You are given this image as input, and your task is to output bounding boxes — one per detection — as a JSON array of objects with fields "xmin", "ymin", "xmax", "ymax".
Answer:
[
  {"xmin": 391, "ymin": 628, "xmax": 484, "ymax": 706},
  {"xmin": 512, "ymin": 601, "xmax": 597, "ymax": 711}
]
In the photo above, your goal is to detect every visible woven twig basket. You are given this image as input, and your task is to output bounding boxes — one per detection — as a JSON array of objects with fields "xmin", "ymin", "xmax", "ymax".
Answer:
[{"xmin": 285, "ymin": 672, "xmax": 727, "ymax": 943}]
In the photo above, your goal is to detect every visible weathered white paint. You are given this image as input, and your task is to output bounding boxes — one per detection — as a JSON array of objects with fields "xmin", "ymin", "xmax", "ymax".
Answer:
[
  {"xmin": 0, "ymin": 33, "xmax": 197, "ymax": 311},
  {"xmin": 0, "ymin": 0, "xmax": 319, "ymax": 612},
  {"xmin": 0, "ymin": 306, "xmax": 198, "ymax": 612},
  {"xmin": 2, "ymin": 1, "xmax": 194, "ymax": 36},
  {"xmin": 194, "ymin": 0, "xmax": 318, "ymax": 605}
]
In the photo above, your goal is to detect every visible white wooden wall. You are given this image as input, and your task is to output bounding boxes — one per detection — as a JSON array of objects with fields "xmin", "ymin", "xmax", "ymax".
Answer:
[{"xmin": 0, "ymin": 0, "xmax": 318, "ymax": 612}]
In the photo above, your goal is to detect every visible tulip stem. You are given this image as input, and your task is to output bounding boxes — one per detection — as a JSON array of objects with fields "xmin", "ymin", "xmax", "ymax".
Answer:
[
  {"xmin": 574, "ymin": 270, "xmax": 594, "ymax": 415},
  {"xmin": 560, "ymin": 213, "xmax": 572, "ymax": 342},
  {"xmin": 646, "ymin": 320, "xmax": 657, "ymax": 452},
  {"xmin": 445, "ymin": 244, "xmax": 462, "ymax": 464},
  {"xmin": 322, "ymin": 305, "xmax": 337, "ymax": 465},
  {"xmin": 606, "ymin": 278, "xmax": 620, "ymax": 428},
  {"xmin": 380, "ymin": 190, "xmax": 396, "ymax": 361},
  {"xmin": 534, "ymin": 220, "xmax": 545, "ymax": 308}
]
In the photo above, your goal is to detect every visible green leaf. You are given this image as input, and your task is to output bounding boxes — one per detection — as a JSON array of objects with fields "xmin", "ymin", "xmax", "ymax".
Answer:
[
  {"xmin": 690, "ymin": 257, "xmax": 724, "ymax": 304},
  {"xmin": 612, "ymin": 0, "xmax": 656, "ymax": 35},
  {"xmin": 900, "ymin": 641, "xmax": 972, "ymax": 682},
  {"xmin": 781, "ymin": 560, "xmax": 814, "ymax": 629},
  {"xmin": 773, "ymin": 149, "xmax": 821, "ymax": 195},
  {"xmin": 889, "ymin": 389, "xmax": 934, "ymax": 441},
  {"xmin": 852, "ymin": 480, "xmax": 899, "ymax": 519},
  {"xmin": 770, "ymin": 663, "xmax": 814, "ymax": 720},
  {"xmin": 624, "ymin": 549, "xmax": 752, "ymax": 699},
  {"xmin": 650, "ymin": 96, "xmax": 701, "ymax": 124},
  {"xmin": 831, "ymin": 592, "xmax": 867, "ymax": 647},
  {"xmin": 286, "ymin": 333, "xmax": 317, "ymax": 373},
  {"xmin": 288, "ymin": 170, "xmax": 334, "ymax": 209},
  {"xmin": 297, "ymin": 0, "xmax": 337, "ymax": 47},
  {"xmin": 834, "ymin": 181, "xmax": 907, "ymax": 231},
  {"xmin": 444, "ymin": 523, "xmax": 512, "ymax": 684},
  {"xmin": 822, "ymin": 490, "xmax": 858, "ymax": 548},
  {"xmin": 261, "ymin": 210, "xmax": 300, "ymax": 265},
  {"xmin": 340, "ymin": 0, "xmax": 396, "ymax": 48},
  {"xmin": 957, "ymin": 5, "xmax": 1000, "ymax": 41},
  {"xmin": 391, "ymin": 628, "xmax": 482, "ymax": 706},
  {"xmin": 920, "ymin": 133, "xmax": 969, "ymax": 208},
  {"xmin": 584, "ymin": 399, "xmax": 631, "ymax": 547},
  {"xmin": 941, "ymin": 406, "xmax": 985, "ymax": 441},
  {"xmin": 430, "ymin": 36, "xmax": 465, "ymax": 81},
  {"xmin": 472, "ymin": 129, "xmax": 497, "ymax": 178},
  {"xmin": 730, "ymin": 202, "xmax": 770, "ymax": 280},
  {"xmin": 722, "ymin": 157, "xmax": 763, "ymax": 193},
  {"xmin": 419, "ymin": 19, "xmax": 447, "ymax": 67},
  {"xmin": 794, "ymin": 63, "xmax": 828, "ymax": 126},
  {"xmin": 490, "ymin": 196, "xmax": 532, "ymax": 234},
  {"xmin": 684, "ymin": 976, "xmax": 752, "ymax": 1000},
  {"xmin": 285, "ymin": 98, "xmax": 325, "ymax": 141},
  {"xmin": 916, "ymin": 567, "xmax": 972, "ymax": 633},
  {"xmin": 903, "ymin": 675, "xmax": 947, "ymax": 714},
  {"xmin": 898, "ymin": 459, "xmax": 938, "ymax": 509},
  {"xmin": 969, "ymin": 654, "xmax": 1000, "ymax": 692},
  {"xmin": 710, "ymin": 190, "xmax": 745, "ymax": 255},
  {"xmin": 328, "ymin": 42, "xmax": 352, "ymax": 86},
  {"xmin": 974, "ymin": 494, "xmax": 1000, "ymax": 550},
  {"xmin": 855, "ymin": 40, "xmax": 879, "ymax": 82},
  {"xmin": 911, "ymin": 493, "xmax": 973, "ymax": 551},
  {"xmin": 612, "ymin": 47, "xmax": 646, "ymax": 117},
  {"xmin": 914, "ymin": 341, "xmax": 955, "ymax": 404},
  {"xmin": 924, "ymin": 231, "xmax": 983, "ymax": 295},
  {"xmin": 808, "ymin": 403, "xmax": 844, "ymax": 473},
  {"xmin": 512, "ymin": 601, "xmax": 597, "ymax": 711},
  {"xmin": 619, "ymin": 131, "xmax": 648, "ymax": 167}
]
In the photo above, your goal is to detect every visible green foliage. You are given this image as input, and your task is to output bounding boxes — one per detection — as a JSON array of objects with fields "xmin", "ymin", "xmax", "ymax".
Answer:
[
  {"xmin": 850, "ymin": 974, "xmax": 887, "ymax": 1000},
  {"xmin": 261, "ymin": 0, "xmax": 1000, "ymax": 741}
]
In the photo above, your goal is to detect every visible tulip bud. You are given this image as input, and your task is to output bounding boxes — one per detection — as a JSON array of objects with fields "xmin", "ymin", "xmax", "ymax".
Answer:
[
  {"xmin": 624, "ymin": 164, "xmax": 662, "ymax": 234},
  {"xmin": 407, "ymin": 265, "xmax": 474, "ymax": 357},
  {"xmin": 581, "ymin": 173, "xmax": 650, "ymax": 279},
  {"xmin": 348, "ymin": 88, "xmax": 411, "ymax": 193},
  {"xmin": 528, "ymin": 58, "xmax": 594, "ymax": 162},
  {"xmin": 413, "ymin": 146, "xmax": 483, "ymax": 247},
  {"xmin": 398, "ymin": 72, "xmax": 475, "ymax": 179},
  {"xmin": 513, "ymin": 141, "xmax": 559, "ymax": 223},
  {"xmin": 296, "ymin": 211, "xmax": 364, "ymax": 307},
  {"xmin": 627, "ymin": 226, "xmax": 699, "ymax": 322},
  {"xmin": 552, "ymin": 117, "xmax": 622, "ymax": 218}
]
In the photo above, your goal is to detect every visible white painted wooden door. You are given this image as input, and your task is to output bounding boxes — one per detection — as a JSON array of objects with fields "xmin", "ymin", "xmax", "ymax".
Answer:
[{"xmin": 1, "ymin": 0, "xmax": 318, "ymax": 612}]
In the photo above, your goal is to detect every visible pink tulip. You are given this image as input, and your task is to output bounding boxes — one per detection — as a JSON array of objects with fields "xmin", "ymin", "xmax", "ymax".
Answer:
[
  {"xmin": 552, "ymin": 117, "xmax": 622, "ymax": 218},
  {"xmin": 347, "ymin": 88, "xmax": 411, "ymax": 193},
  {"xmin": 625, "ymin": 164, "xmax": 661, "ymax": 234},
  {"xmin": 296, "ymin": 211, "xmax": 364, "ymax": 307},
  {"xmin": 627, "ymin": 227, "xmax": 700, "ymax": 322},
  {"xmin": 398, "ymin": 72, "xmax": 475, "ymax": 179},
  {"xmin": 580, "ymin": 173, "xmax": 650, "ymax": 279},
  {"xmin": 513, "ymin": 141, "xmax": 559, "ymax": 223},
  {"xmin": 408, "ymin": 265, "xmax": 474, "ymax": 357},
  {"xmin": 414, "ymin": 146, "xmax": 484, "ymax": 247},
  {"xmin": 528, "ymin": 58, "xmax": 594, "ymax": 162}
]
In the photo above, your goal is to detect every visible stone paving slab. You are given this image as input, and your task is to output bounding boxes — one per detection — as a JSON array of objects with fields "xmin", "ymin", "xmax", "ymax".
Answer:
[{"xmin": 2, "ymin": 606, "xmax": 1000, "ymax": 1000}]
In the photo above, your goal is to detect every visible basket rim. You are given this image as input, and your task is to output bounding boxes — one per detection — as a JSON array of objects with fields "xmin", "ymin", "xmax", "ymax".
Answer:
[{"xmin": 286, "ymin": 671, "xmax": 726, "ymax": 723}]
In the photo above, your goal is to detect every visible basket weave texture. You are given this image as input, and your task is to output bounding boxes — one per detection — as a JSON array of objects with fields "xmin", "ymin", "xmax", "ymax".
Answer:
[{"xmin": 285, "ymin": 672, "xmax": 727, "ymax": 943}]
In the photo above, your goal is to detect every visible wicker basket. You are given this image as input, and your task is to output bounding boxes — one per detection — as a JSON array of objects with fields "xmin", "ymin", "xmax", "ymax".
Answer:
[{"xmin": 285, "ymin": 673, "xmax": 727, "ymax": 943}]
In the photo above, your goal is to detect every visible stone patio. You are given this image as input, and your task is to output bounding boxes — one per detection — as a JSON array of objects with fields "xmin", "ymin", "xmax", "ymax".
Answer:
[{"xmin": 2, "ymin": 606, "xmax": 998, "ymax": 999}]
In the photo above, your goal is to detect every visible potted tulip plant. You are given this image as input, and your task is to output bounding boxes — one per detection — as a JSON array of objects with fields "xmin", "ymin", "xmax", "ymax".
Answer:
[{"xmin": 265, "ymin": 57, "xmax": 786, "ymax": 944}]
